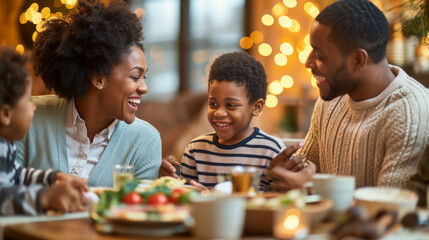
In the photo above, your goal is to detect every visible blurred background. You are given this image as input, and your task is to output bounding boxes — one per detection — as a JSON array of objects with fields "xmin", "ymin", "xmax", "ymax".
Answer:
[{"xmin": 0, "ymin": 0, "xmax": 428, "ymax": 159}]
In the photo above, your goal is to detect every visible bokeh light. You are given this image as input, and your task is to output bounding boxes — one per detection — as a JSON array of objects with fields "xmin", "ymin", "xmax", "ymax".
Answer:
[
  {"xmin": 281, "ymin": 75, "xmax": 294, "ymax": 88},
  {"xmin": 266, "ymin": 94, "xmax": 278, "ymax": 108},
  {"xmin": 279, "ymin": 16, "xmax": 292, "ymax": 28},
  {"xmin": 16, "ymin": 45, "xmax": 24, "ymax": 54},
  {"xmin": 280, "ymin": 42, "xmax": 294, "ymax": 55},
  {"xmin": 41, "ymin": 7, "xmax": 51, "ymax": 19},
  {"xmin": 272, "ymin": 3, "xmax": 287, "ymax": 17},
  {"xmin": 32, "ymin": 31, "xmax": 38, "ymax": 42},
  {"xmin": 250, "ymin": 31, "xmax": 264, "ymax": 44},
  {"xmin": 311, "ymin": 76, "xmax": 318, "ymax": 88},
  {"xmin": 258, "ymin": 43, "xmax": 272, "ymax": 57},
  {"xmin": 274, "ymin": 53, "xmax": 287, "ymax": 66},
  {"xmin": 269, "ymin": 80, "xmax": 284, "ymax": 95},
  {"xmin": 299, "ymin": 51, "xmax": 310, "ymax": 64},
  {"xmin": 309, "ymin": 6, "xmax": 320, "ymax": 18},
  {"xmin": 283, "ymin": 0, "xmax": 297, "ymax": 8},
  {"xmin": 192, "ymin": 50, "xmax": 209, "ymax": 64},
  {"xmin": 239, "ymin": 37, "xmax": 253, "ymax": 49},
  {"xmin": 261, "ymin": 14, "xmax": 274, "ymax": 26},
  {"xmin": 289, "ymin": 19, "xmax": 300, "ymax": 32}
]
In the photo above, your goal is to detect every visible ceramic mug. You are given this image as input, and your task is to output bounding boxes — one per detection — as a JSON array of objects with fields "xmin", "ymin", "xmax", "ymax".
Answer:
[
  {"xmin": 190, "ymin": 196, "xmax": 246, "ymax": 239},
  {"xmin": 308, "ymin": 174, "xmax": 355, "ymax": 220}
]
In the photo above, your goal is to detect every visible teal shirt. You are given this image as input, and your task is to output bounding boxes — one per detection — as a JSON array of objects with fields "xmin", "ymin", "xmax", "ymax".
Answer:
[{"xmin": 15, "ymin": 95, "xmax": 162, "ymax": 187}]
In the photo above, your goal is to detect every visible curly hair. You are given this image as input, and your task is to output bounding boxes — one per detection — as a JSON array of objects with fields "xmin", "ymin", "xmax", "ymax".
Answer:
[
  {"xmin": 208, "ymin": 52, "xmax": 267, "ymax": 103},
  {"xmin": 33, "ymin": 0, "xmax": 144, "ymax": 99},
  {"xmin": 0, "ymin": 46, "xmax": 31, "ymax": 108},
  {"xmin": 316, "ymin": 0, "xmax": 389, "ymax": 63}
]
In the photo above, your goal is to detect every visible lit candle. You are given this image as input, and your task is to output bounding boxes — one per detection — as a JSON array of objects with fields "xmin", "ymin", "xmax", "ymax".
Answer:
[{"xmin": 273, "ymin": 208, "xmax": 308, "ymax": 239}]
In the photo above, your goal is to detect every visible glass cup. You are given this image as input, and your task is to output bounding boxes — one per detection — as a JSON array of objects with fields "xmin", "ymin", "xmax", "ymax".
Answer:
[
  {"xmin": 231, "ymin": 166, "xmax": 259, "ymax": 195},
  {"xmin": 112, "ymin": 164, "xmax": 134, "ymax": 190}
]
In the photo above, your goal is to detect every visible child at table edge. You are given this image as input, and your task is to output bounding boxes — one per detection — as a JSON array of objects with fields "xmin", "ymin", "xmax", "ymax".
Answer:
[
  {"xmin": 0, "ymin": 46, "xmax": 88, "ymax": 216},
  {"xmin": 179, "ymin": 52, "xmax": 286, "ymax": 191}
]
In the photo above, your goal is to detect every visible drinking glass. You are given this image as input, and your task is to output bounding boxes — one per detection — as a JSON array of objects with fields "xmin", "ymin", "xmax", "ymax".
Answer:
[
  {"xmin": 231, "ymin": 166, "xmax": 259, "ymax": 195},
  {"xmin": 112, "ymin": 164, "xmax": 134, "ymax": 190}
]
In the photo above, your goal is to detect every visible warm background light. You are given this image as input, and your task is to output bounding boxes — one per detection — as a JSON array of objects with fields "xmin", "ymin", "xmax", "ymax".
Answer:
[
  {"xmin": 280, "ymin": 42, "xmax": 294, "ymax": 55},
  {"xmin": 16, "ymin": 44, "xmax": 24, "ymax": 54},
  {"xmin": 274, "ymin": 53, "xmax": 287, "ymax": 66},
  {"xmin": 283, "ymin": 0, "xmax": 297, "ymax": 8},
  {"xmin": 272, "ymin": 2, "xmax": 287, "ymax": 17},
  {"xmin": 281, "ymin": 75, "xmax": 294, "ymax": 88},
  {"xmin": 239, "ymin": 36, "xmax": 253, "ymax": 49},
  {"xmin": 269, "ymin": 80, "xmax": 284, "ymax": 95},
  {"xmin": 261, "ymin": 14, "xmax": 274, "ymax": 26},
  {"xmin": 279, "ymin": 16, "xmax": 292, "ymax": 28},
  {"xmin": 266, "ymin": 94, "xmax": 279, "ymax": 108},
  {"xmin": 258, "ymin": 43, "xmax": 272, "ymax": 56},
  {"xmin": 289, "ymin": 19, "xmax": 300, "ymax": 32},
  {"xmin": 250, "ymin": 31, "xmax": 264, "ymax": 44}
]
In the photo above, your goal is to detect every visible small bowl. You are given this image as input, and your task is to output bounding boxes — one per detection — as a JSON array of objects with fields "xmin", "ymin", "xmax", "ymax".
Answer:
[{"xmin": 354, "ymin": 187, "xmax": 418, "ymax": 219}]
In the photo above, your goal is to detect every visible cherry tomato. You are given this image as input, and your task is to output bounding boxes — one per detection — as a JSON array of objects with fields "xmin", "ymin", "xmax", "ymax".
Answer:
[
  {"xmin": 170, "ymin": 188, "xmax": 187, "ymax": 204},
  {"xmin": 147, "ymin": 193, "xmax": 169, "ymax": 205},
  {"xmin": 121, "ymin": 192, "xmax": 143, "ymax": 205}
]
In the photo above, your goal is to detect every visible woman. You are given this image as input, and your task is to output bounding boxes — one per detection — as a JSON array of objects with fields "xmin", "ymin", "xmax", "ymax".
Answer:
[{"xmin": 15, "ymin": 0, "xmax": 161, "ymax": 187}]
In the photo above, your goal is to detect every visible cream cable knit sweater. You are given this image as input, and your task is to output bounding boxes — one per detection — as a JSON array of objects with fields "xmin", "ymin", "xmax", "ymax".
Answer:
[{"xmin": 301, "ymin": 66, "xmax": 429, "ymax": 189}]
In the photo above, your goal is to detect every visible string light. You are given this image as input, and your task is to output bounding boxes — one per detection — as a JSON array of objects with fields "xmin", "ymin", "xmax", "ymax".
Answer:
[
  {"xmin": 266, "ymin": 94, "xmax": 278, "ymax": 108},
  {"xmin": 261, "ymin": 14, "xmax": 274, "ymax": 26},
  {"xmin": 269, "ymin": 80, "xmax": 284, "ymax": 95},
  {"xmin": 274, "ymin": 53, "xmax": 287, "ymax": 66},
  {"xmin": 279, "ymin": 16, "xmax": 292, "ymax": 28},
  {"xmin": 280, "ymin": 42, "xmax": 294, "ymax": 55},
  {"xmin": 281, "ymin": 75, "xmax": 294, "ymax": 88},
  {"xmin": 283, "ymin": 0, "xmax": 297, "ymax": 8},
  {"xmin": 16, "ymin": 45, "xmax": 24, "ymax": 54},
  {"xmin": 240, "ymin": 37, "xmax": 253, "ymax": 49},
  {"xmin": 250, "ymin": 31, "xmax": 264, "ymax": 44},
  {"xmin": 259, "ymin": 43, "xmax": 272, "ymax": 56}
]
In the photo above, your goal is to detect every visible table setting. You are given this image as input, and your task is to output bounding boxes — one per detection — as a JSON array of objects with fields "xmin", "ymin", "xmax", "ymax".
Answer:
[{"xmin": 2, "ymin": 165, "xmax": 429, "ymax": 240}]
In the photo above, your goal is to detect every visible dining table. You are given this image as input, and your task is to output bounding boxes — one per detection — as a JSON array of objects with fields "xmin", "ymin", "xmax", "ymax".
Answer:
[{"xmin": 2, "ymin": 212, "xmax": 429, "ymax": 240}]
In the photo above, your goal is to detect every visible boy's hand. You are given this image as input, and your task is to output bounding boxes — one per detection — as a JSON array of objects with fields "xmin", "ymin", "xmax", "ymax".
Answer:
[
  {"xmin": 55, "ymin": 172, "xmax": 89, "ymax": 192},
  {"xmin": 159, "ymin": 156, "xmax": 181, "ymax": 179},
  {"xmin": 41, "ymin": 181, "xmax": 88, "ymax": 213}
]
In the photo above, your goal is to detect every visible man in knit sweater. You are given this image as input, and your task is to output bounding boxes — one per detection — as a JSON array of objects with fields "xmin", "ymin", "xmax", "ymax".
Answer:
[{"xmin": 269, "ymin": 0, "xmax": 429, "ymax": 191}]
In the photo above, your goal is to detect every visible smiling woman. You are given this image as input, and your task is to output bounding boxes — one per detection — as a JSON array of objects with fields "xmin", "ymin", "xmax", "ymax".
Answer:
[{"xmin": 14, "ymin": 0, "xmax": 162, "ymax": 187}]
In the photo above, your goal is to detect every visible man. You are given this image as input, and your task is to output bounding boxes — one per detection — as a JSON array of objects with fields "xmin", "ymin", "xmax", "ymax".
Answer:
[{"xmin": 269, "ymin": 0, "xmax": 429, "ymax": 191}]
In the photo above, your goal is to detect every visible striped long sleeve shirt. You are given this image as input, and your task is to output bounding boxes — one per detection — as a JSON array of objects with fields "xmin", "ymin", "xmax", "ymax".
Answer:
[
  {"xmin": 180, "ymin": 128, "xmax": 285, "ymax": 190},
  {"xmin": 0, "ymin": 137, "xmax": 57, "ymax": 215}
]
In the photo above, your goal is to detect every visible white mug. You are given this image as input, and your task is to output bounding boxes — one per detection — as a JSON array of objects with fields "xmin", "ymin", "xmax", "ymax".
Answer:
[
  {"xmin": 190, "ymin": 196, "xmax": 246, "ymax": 239},
  {"xmin": 310, "ymin": 174, "xmax": 355, "ymax": 220}
]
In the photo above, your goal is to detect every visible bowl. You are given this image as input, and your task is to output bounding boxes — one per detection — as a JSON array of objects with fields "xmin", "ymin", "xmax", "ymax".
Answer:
[{"xmin": 354, "ymin": 187, "xmax": 418, "ymax": 219}]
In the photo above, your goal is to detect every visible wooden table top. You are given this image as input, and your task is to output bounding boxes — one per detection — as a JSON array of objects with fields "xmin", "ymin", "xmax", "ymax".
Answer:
[{"xmin": 3, "ymin": 217, "xmax": 272, "ymax": 240}]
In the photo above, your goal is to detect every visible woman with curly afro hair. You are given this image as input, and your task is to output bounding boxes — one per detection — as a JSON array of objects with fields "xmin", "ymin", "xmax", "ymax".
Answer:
[{"xmin": 15, "ymin": 0, "xmax": 162, "ymax": 187}]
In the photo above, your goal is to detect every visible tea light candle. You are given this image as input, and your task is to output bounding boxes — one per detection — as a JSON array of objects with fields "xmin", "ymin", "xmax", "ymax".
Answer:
[{"xmin": 273, "ymin": 208, "xmax": 308, "ymax": 239}]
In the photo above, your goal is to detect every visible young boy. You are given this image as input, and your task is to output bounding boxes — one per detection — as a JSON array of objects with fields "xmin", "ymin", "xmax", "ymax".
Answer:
[
  {"xmin": 180, "ymin": 52, "xmax": 285, "ymax": 190},
  {"xmin": 0, "ymin": 46, "xmax": 88, "ymax": 215}
]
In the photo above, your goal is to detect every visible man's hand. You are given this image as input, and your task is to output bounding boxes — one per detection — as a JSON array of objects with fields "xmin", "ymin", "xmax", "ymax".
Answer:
[
  {"xmin": 41, "ymin": 181, "xmax": 88, "ymax": 213},
  {"xmin": 55, "ymin": 172, "xmax": 88, "ymax": 192},
  {"xmin": 268, "ymin": 160, "xmax": 316, "ymax": 192},
  {"xmin": 159, "ymin": 156, "xmax": 181, "ymax": 179},
  {"xmin": 269, "ymin": 142, "xmax": 304, "ymax": 170}
]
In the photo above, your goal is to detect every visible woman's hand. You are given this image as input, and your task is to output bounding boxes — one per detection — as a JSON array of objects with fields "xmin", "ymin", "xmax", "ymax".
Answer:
[
  {"xmin": 268, "ymin": 160, "xmax": 316, "ymax": 192},
  {"xmin": 159, "ymin": 156, "xmax": 181, "ymax": 179}
]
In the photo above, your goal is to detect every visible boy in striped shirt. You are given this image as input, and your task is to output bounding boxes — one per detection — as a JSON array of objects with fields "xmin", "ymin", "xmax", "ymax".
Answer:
[
  {"xmin": 0, "ymin": 46, "xmax": 88, "ymax": 215},
  {"xmin": 180, "ymin": 52, "xmax": 285, "ymax": 190}
]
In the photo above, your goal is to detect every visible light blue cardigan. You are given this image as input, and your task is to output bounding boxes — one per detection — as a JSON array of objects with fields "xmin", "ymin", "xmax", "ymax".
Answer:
[{"xmin": 15, "ymin": 95, "xmax": 162, "ymax": 187}]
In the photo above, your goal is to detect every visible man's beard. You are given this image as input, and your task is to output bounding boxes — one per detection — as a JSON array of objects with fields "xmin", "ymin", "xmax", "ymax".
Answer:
[{"xmin": 321, "ymin": 64, "xmax": 358, "ymax": 101}]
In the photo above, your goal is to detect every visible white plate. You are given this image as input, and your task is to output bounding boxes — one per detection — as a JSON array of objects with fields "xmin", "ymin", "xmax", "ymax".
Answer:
[{"xmin": 214, "ymin": 181, "xmax": 232, "ymax": 195}]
